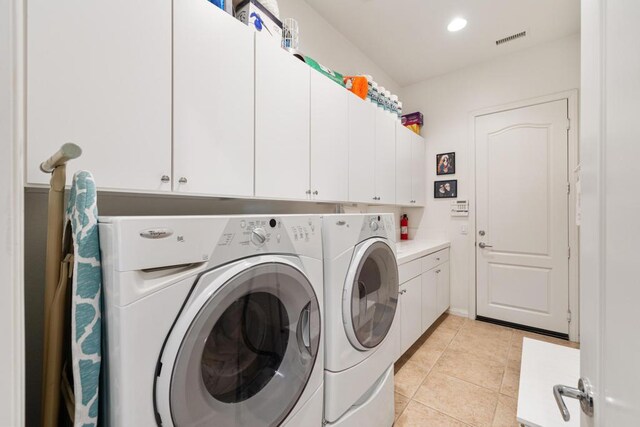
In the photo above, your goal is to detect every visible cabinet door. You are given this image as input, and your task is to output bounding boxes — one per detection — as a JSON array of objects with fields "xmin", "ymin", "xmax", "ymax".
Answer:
[
  {"xmin": 348, "ymin": 95, "xmax": 376, "ymax": 203},
  {"xmin": 400, "ymin": 276, "xmax": 422, "ymax": 355},
  {"xmin": 436, "ymin": 261, "xmax": 451, "ymax": 315},
  {"xmin": 255, "ymin": 34, "xmax": 310, "ymax": 199},
  {"xmin": 421, "ymin": 269, "xmax": 438, "ymax": 332},
  {"xmin": 395, "ymin": 124, "xmax": 413, "ymax": 205},
  {"xmin": 374, "ymin": 110, "xmax": 397, "ymax": 204},
  {"xmin": 411, "ymin": 133, "xmax": 426, "ymax": 206},
  {"xmin": 310, "ymin": 71, "xmax": 348, "ymax": 202},
  {"xmin": 27, "ymin": 0, "xmax": 172, "ymax": 191},
  {"xmin": 173, "ymin": 1, "xmax": 254, "ymax": 196}
]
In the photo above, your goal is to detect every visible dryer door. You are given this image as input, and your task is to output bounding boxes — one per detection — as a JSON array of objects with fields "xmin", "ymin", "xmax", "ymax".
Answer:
[
  {"xmin": 159, "ymin": 261, "xmax": 320, "ymax": 426},
  {"xmin": 343, "ymin": 239, "xmax": 399, "ymax": 350}
]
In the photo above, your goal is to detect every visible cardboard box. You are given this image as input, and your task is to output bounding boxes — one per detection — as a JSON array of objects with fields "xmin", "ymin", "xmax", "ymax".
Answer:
[
  {"xmin": 235, "ymin": 0, "xmax": 282, "ymax": 42},
  {"xmin": 401, "ymin": 111, "xmax": 424, "ymax": 127}
]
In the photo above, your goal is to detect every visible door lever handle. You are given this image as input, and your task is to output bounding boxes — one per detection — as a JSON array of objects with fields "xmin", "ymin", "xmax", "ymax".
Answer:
[
  {"xmin": 553, "ymin": 378, "xmax": 594, "ymax": 421},
  {"xmin": 478, "ymin": 242, "xmax": 493, "ymax": 249}
]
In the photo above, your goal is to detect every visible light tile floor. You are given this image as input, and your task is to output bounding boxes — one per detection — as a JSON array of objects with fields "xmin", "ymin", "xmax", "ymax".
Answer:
[{"xmin": 393, "ymin": 314, "xmax": 579, "ymax": 427}]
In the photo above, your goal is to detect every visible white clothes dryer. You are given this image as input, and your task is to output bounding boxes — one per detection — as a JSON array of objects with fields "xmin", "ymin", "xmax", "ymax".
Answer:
[
  {"xmin": 99, "ymin": 215, "xmax": 324, "ymax": 427},
  {"xmin": 321, "ymin": 214, "xmax": 399, "ymax": 426}
]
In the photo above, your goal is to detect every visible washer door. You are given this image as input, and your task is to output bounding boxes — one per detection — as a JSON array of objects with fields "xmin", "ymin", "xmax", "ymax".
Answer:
[
  {"xmin": 343, "ymin": 239, "xmax": 399, "ymax": 350},
  {"xmin": 160, "ymin": 261, "xmax": 320, "ymax": 426}
]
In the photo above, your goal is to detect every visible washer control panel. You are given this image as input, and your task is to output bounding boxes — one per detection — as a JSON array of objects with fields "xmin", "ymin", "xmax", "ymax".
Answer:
[{"xmin": 215, "ymin": 216, "xmax": 321, "ymax": 257}]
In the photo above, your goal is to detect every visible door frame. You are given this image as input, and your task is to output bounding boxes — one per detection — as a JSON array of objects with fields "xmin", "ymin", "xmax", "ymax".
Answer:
[
  {"xmin": 1, "ymin": 0, "xmax": 25, "ymax": 424},
  {"xmin": 467, "ymin": 90, "xmax": 580, "ymax": 342}
]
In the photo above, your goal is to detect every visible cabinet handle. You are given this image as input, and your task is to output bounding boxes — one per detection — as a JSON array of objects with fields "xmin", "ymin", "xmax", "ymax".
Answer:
[
  {"xmin": 313, "ymin": 190, "xmax": 319, "ymax": 195},
  {"xmin": 161, "ymin": 175, "xmax": 170, "ymax": 184},
  {"xmin": 306, "ymin": 189, "xmax": 312, "ymax": 195},
  {"xmin": 398, "ymin": 289, "xmax": 407, "ymax": 295},
  {"xmin": 178, "ymin": 177, "xmax": 188, "ymax": 184},
  {"xmin": 436, "ymin": 257, "xmax": 440, "ymax": 261},
  {"xmin": 435, "ymin": 269, "xmax": 441, "ymax": 274}
]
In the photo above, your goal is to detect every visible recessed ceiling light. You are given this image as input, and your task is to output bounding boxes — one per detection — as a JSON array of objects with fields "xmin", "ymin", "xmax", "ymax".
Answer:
[{"xmin": 447, "ymin": 17, "xmax": 467, "ymax": 32}]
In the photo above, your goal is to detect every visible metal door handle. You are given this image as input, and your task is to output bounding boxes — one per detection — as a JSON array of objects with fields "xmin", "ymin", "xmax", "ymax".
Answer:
[
  {"xmin": 553, "ymin": 378, "xmax": 594, "ymax": 421},
  {"xmin": 478, "ymin": 242, "xmax": 493, "ymax": 249}
]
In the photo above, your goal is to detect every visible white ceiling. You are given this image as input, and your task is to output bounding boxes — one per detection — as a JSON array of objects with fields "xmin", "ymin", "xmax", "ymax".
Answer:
[{"xmin": 303, "ymin": 0, "xmax": 580, "ymax": 87}]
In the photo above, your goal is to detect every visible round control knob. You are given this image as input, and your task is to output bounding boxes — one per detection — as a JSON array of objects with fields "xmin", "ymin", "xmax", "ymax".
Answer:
[
  {"xmin": 251, "ymin": 227, "xmax": 267, "ymax": 246},
  {"xmin": 370, "ymin": 220, "xmax": 379, "ymax": 232}
]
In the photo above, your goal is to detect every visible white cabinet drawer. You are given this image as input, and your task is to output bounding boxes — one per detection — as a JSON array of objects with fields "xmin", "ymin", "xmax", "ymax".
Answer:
[
  {"xmin": 398, "ymin": 258, "xmax": 421, "ymax": 284},
  {"xmin": 422, "ymin": 249, "xmax": 449, "ymax": 273}
]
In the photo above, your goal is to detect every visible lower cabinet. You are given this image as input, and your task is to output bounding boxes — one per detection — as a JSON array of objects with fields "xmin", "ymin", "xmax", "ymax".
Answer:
[
  {"xmin": 421, "ymin": 269, "xmax": 438, "ymax": 331},
  {"xmin": 436, "ymin": 261, "xmax": 451, "ymax": 315},
  {"xmin": 397, "ymin": 248, "xmax": 450, "ymax": 360},
  {"xmin": 399, "ymin": 276, "xmax": 422, "ymax": 355}
]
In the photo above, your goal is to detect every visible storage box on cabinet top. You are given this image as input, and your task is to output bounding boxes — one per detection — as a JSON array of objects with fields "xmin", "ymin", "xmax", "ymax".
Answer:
[{"xmin": 235, "ymin": 0, "xmax": 282, "ymax": 42}]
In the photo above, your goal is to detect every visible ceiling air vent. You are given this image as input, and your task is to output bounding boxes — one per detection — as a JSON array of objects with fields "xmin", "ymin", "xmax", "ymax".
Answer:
[{"xmin": 495, "ymin": 31, "xmax": 527, "ymax": 46}]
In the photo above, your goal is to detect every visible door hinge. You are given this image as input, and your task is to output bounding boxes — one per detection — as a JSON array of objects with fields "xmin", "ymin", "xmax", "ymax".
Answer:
[
  {"xmin": 567, "ymin": 182, "xmax": 571, "ymax": 195},
  {"xmin": 566, "ymin": 118, "xmax": 571, "ymax": 130},
  {"xmin": 568, "ymin": 247, "xmax": 571, "ymax": 259},
  {"xmin": 567, "ymin": 309, "xmax": 572, "ymax": 322}
]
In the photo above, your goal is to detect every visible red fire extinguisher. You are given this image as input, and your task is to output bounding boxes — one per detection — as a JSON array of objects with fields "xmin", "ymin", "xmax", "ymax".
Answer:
[{"xmin": 401, "ymin": 214, "xmax": 409, "ymax": 240}]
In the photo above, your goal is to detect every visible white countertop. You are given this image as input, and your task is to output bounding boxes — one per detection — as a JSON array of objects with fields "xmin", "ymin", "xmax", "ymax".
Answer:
[
  {"xmin": 395, "ymin": 239, "xmax": 450, "ymax": 265},
  {"xmin": 518, "ymin": 338, "xmax": 580, "ymax": 427}
]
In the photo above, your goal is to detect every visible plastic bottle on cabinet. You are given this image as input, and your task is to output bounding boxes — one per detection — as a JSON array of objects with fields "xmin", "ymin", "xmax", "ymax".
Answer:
[
  {"xmin": 391, "ymin": 94, "xmax": 399, "ymax": 116},
  {"xmin": 364, "ymin": 75, "xmax": 374, "ymax": 103},
  {"xmin": 372, "ymin": 82, "xmax": 380, "ymax": 107},
  {"xmin": 378, "ymin": 86, "xmax": 387, "ymax": 110}
]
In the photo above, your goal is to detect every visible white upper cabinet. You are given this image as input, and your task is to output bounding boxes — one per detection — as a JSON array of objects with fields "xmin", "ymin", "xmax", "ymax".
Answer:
[
  {"xmin": 396, "ymin": 125, "xmax": 425, "ymax": 206},
  {"xmin": 374, "ymin": 110, "xmax": 397, "ymax": 204},
  {"xmin": 411, "ymin": 132, "xmax": 426, "ymax": 206},
  {"xmin": 348, "ymin": 96, "xmax": 376, "ymax": 203},
  {"xmin": 255, "ymin": 34, "xmax": 311, "ymax": 200},
  {"xmin": 395, "ymin": 124, "xmax": 413, "ymax": 205},
  {"xmin": 173, "ymin": 0, "xmax": 254, "ymax": 197},
  {"xmin": 26, "ymin": 0, "xmax": 172, "ymax": 191},
  {"xmin": 310, "ymin": 71, "xmax": 349, "ymax": 202}
]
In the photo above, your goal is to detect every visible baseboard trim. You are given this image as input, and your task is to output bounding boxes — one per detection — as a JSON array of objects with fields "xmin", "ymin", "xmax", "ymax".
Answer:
[
  {"xmin": 447, "ymin": 308, "xmax": 469, "ymax": 318},
  {"xmin": 476, "ymin": 316, "xmax": 570, "ymax": 340}
]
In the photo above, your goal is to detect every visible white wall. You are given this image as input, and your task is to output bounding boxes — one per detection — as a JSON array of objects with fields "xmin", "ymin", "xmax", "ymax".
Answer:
[
  {"xmin": 402, "ymin": 33, "xmax": 580, "ymax": 316},
  {"xmin": 276, "ymin": 0, "xmax": 402, "ymax": 94},
  {"xmin": 1, "ymin": 0, "xmax": 24, "ymax": 425}
]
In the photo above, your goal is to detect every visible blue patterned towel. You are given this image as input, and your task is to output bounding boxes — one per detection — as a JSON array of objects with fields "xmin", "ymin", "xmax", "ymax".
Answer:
[{"xmin": 66, "ymin": 171, "xmax": 102, "ymax": 426}]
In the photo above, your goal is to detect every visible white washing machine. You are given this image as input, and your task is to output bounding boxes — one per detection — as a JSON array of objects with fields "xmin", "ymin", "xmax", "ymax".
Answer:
[
  {"xmin": 321, "ymin": 214, "xmax": 399, "ymax": 426},
  {"xmin": 98, "ymin": 215, "xmax": 324, "ymax": 427}
]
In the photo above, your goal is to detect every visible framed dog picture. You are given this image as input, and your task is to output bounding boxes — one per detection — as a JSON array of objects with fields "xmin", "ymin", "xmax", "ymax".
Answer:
[
  {"xmin": 434, "ymin": 180, "xmax": 457, "ymax": 199},
  {"xmin": 436, "ymin": 152, "xmax": 455, "ymax": 175}
]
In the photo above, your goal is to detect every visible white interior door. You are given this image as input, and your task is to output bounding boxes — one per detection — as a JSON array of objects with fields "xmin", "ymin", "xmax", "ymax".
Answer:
[
  {"xmin": 578, "ymin": 1, "xmax": 640, "ymax": 425},
  {"xmin": 475, "ymin": 100, "xmax": 570, "ymax": 334}
]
